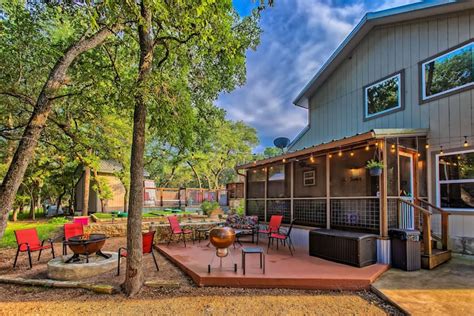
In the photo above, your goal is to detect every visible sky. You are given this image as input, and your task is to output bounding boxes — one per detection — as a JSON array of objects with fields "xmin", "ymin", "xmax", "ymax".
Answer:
[{"xmin": 217, "ymin": 0, "xmax": 421, "ymax": 152}]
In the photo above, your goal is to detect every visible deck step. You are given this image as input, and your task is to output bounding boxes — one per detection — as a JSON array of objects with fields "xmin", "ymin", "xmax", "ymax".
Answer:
[{"xmin": 421, "ymin": 249, "xmax": 451, "ymax": 270}]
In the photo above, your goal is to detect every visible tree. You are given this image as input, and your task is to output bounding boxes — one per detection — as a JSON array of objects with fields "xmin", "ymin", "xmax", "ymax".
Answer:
[{"xmin": 0, "ymin": 2, "xmax": 125, "ymax": 237}]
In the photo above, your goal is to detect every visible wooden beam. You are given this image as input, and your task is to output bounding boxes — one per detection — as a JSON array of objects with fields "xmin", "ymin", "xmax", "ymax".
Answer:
[
  {"xmin": 441, "ymin": 212, "xmax": 449, "ymax": 251},
  {"xmin": 380, "ymin": 140, "xmax": 389, "ymax": 237},
  {"xmin": 264, "ymin": 167, "xmax": 268, "ymax": 222},
  {"xmin": 423, "ymin": 212, "xmax": 432, "ymax": 256},
  {"xmin": 290, "ymin": 161, "xmax": 294, "ymax": 222}
]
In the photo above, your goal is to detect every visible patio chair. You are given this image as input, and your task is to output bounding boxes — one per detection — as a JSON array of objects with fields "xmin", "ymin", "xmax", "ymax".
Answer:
[
  {"xmin": 117, "ymin": 231, "xmax": 159, "ymax": 275},
  {"xmin": 256, "ymin": 215, "xmax": 283, "ymax": 244},
  {"xmin": 267, "ymin": 220, "xmax": 296, "ymax": 256},
  {"xmin": 62, "ymin": 222, "xmax": 84, "ymax": 255},
  {"xmin": 13, "ymin": 228, "xmax": 56, "ymax": 269},
  {"xmin": 167, "ymin": 215, "xmax": 194, "ymax": 247}
]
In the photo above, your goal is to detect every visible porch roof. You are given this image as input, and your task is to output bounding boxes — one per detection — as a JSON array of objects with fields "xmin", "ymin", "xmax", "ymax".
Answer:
[{"xmin": 238, "ymin": 128, "xmax": 428, "ymax": 169}]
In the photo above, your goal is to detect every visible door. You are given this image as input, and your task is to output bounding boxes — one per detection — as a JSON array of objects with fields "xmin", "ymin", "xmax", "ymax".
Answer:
[{"xmin": 399, "ymin": 152, "xmax": 415, "ymax": 229}]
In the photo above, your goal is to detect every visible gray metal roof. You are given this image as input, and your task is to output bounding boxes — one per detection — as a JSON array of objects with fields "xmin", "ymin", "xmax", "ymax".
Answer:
[{"xmin": 293, "ymin": 0, "xmax": 473, "ymax": 108}]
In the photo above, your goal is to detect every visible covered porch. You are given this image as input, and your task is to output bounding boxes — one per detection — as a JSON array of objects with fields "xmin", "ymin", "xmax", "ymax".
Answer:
[{"xmin": 239, "ymin": 129, "xmax": 447, "ymax": 266}]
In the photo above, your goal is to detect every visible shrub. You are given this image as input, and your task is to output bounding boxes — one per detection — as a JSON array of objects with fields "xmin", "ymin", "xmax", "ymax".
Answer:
[
  {"xmin": 236, "ymin": 199, "xmax": 245, "ymax": 216},
  {"xmin": 201, "ymin": 200, "xmax": 220, "ymax": 216},
  {"xmin": 47, "ymin": 217, "xmax": 69, "ymax": 225}
]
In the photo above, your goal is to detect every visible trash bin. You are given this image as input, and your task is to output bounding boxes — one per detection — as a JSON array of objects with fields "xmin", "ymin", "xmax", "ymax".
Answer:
[{"xmin": 389, "ymin": 229, "xmax": 421, "ymax": 271}]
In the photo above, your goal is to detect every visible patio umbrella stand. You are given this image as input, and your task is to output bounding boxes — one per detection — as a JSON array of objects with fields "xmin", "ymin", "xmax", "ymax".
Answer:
[{"xmin": 207, "ymin": 227, "xmax": 237, "ymax": 273}]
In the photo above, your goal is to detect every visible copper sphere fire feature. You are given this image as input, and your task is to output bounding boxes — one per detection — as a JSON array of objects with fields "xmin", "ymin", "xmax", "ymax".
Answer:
[{"xmin": 208, "ymin": 227, "xmax": 237, "ymax": 273}]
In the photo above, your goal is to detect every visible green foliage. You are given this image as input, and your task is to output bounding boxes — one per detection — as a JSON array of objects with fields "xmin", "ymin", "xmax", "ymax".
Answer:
[
  {"xmin": 0, "ymin": 221, "xmax": 62, "ymax": 248},
  {"xmin": 235, "ymin": 199, "xmax": 245, "ymax": 216},
  {"xmin": 200, "ymin": 200, "xmax": 220, "ymax": 215},
  {"xmin": 47, "ymin": 216, "xmax": 69, "ymax": 225},
  {"xmin": 366, "ymin": 159, "xmax": 384, "ymax": 169}
]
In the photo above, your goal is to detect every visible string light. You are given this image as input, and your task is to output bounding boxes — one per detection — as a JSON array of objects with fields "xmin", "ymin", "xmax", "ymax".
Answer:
[
  {"xmin": 457, "ymin": 155, "xmax": 461, "ymax": 160},
  {"xmin": 417, "ymin": 153, "xmax": 421, "ymax": 157},
  {"xmin": 463, "ymin": 136, "xmax": 469, "ymax": 148},
  {"xmin": 390, "ymin": 144, "xmax": 396, "ymax": 153},
  {"xmin": 309, "ymin": 155, "xmax": 315, "ymax": 163},
  {"xmin": 282, "ymin": 158, "xmax": 286, "ymax": 163},
  {"xmin": 365, "ymin": 144, "xmax": 370, "ymax": 151},
  {"xmin": 350, "ymin": 148, "xmax": 354, "ymax": 157},
  {"xmin": 425, "ymin": 142, "xmax": 430, "ymax": 149},
  {"xmin": 440, "ymin": 146, "xmax": 444, "ymax": 155},
  {"xmin": 328, "ymin": 153, "xmax": 333, "ymax": 158},
  {"xmin": 338, "ymin": 149, "xmax": 343, "ymax": 157}
]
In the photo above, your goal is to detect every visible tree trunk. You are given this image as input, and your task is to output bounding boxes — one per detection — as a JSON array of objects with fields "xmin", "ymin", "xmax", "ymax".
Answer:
[
  {"xmin": 82, "ymin": 166, "xmax": 91, "ymax": 216},
  {"xmin": 56, "ymin": 189, "xmax": 66, "ymax": 215},
  {"xmin": 123, "ymin": 186, "xmax": 129, "ymax": 213},
  {"xmin": 123, "ymin": 1, "xmax": 153, "ymax": 297},
  {"xmin": 0, "ymin": 25, "xmax": 123, "ymax": 238},
  {"xmin": 12, "ymin": 208, "xmax": 19, "ymax": 222},
  {"xmin": 187, "ymin": 161, "xmax": 202, "ymax": 189}
]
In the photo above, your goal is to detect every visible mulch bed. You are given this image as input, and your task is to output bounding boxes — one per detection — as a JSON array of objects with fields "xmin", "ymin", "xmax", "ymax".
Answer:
[{"xmin": 0, "ymin": 237, "xmax": 403, "ymax": 315}]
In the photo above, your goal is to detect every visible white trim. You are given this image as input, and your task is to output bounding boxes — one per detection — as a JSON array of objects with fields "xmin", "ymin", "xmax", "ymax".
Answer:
[
  {"xmin": 421, "ymin": 42, "xmax": 474, "ymax": 101},
  {"xmin": 435, "ymin": 148, "xmax": 474, "ymax": 211},
  {"xmin": 364, "ymin": 73, "xmax": 402, "ymax": 119}
]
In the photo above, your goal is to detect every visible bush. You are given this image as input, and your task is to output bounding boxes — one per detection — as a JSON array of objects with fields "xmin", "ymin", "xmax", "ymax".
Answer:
[
  {"xmin": 235, "ymin": 199, "xmax": 245, "ymax": 216},
  {"xmin": 47, "ymin": 217, "xmax": 69, "ymax": 225},
  {"xmin": 201, "ymin": 200, "xmax": 220, "ymax": 216}
]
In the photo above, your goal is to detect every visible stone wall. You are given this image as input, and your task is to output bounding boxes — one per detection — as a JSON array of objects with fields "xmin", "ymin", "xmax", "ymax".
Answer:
[{"xmin": 84, "ymin": 220, "xmax": 225, "ymax": 244}]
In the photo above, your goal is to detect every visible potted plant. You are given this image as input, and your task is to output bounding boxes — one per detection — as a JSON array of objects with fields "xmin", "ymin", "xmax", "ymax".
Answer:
[{"xmin": 366, "ymin": 159, "xmax": 384, "ymax": 176}]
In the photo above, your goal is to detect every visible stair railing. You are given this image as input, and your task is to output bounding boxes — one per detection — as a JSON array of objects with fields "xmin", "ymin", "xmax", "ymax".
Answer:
[
  {"xmin": 416, "ymin": 198, "xmax": 451, "ymax": 251},
  {"xmin": 397, "ymin": 198, "xmax": 432, "ymax": 256}
]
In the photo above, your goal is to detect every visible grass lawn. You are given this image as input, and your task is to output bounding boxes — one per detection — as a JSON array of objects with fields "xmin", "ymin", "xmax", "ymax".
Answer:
[{"xmin": 0, "ymin": 220, "xmax": 66, "ymax": 249}]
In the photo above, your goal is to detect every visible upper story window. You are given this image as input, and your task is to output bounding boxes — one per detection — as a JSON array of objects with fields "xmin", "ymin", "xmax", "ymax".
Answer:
[
  {"xmin": 364, "ymin": 71, "xmax": 403, "ymax": 120},
  {"xmin": 421, "ymin": 40, "xmax": 474, "ymax": 102}
]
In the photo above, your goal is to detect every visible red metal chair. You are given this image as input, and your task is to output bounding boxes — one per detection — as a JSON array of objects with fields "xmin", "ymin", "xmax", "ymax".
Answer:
[
  {"xmin": 256, "ymin": 215, "xmax": 283, "ymax": 244},
  {"xmin": 13, "ymin": 228, "xmax": 55, "ymax": 269},
  {"xmin": 267, "ymin": 220, "xmax": 296, "ymax": 256},
  {"xmin": 167, "ymin": 215, "xmax": 194, "ymax": 247},
  {"xmin": 63, "ymin": 223, "xmax": 84, "ymax": 255},
  {"xmin": 117, "ymin": 231, "xmax": 159, "ymax": 275}
]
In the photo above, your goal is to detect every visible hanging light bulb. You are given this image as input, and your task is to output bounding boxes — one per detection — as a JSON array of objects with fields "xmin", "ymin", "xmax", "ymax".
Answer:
[
  {"xmin": 457, "ymin": 155, "xmax": 461, "ymax": 160},
  {"xmin": 425, "ymin": 142, "xmax": 430, "ymax": 149},
  {"xmin": 463, "ymin": 136, "xmax": 469, "ymax": 147},
  {"xmin": 338, "ymin": 149, "xmax": 343, "ymax": 157},
  {"xmin": 282, "ymin": 158, "xmax": 286, "ymax": 163},
  {"xmin": 390, "ymin": 144, "xmax": 396, "ymax": 153},
  {"xmin": 417, "ymin": 153, "xmax": 421, "ymax": 157},
  {"xmin": 350, "ymin": 149, "xmax": 354, "ymax": 157},
  {"xmin": 310, "ymin": 155, "xmax": 315, "ymax": 163},
  {"xmin": 440, "ymin": 146, "xmax": 444, "ymax": 155},
  {"xmin": 329, "ymin": 153, "xmax": 333, "ymax": 159},
  {"xmin": 365, "ymin": 144, "xmax": 370, "ymax": 151}
]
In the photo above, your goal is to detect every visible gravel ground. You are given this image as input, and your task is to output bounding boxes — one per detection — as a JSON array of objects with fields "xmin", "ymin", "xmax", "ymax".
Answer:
[{"xmin": 0, "ymin": 237, "xmax": 403, "ymax": 315}]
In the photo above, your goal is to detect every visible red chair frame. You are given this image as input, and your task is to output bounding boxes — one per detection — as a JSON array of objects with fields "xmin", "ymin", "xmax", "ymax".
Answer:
[
  {"xmin": 256, "ymin": 215, "xmax": 283, "ymax": 244},
  {"xmin": 167, "ymin": 215, "xmax": 194, "ymax": 247},
  {"xmin": 62, "ymin": 223, "xmax": 84, "ymax": 255},
  {"xmin": 13, "ymin": 228, "xmax": 55, "ymax": 269},
  {"xmin": 267, "ymin": 220, "xmax": 296, "ymax": 256},
  {"xmin": 117, "ymin": 231, "xmax": 159, "ymax": 275}
]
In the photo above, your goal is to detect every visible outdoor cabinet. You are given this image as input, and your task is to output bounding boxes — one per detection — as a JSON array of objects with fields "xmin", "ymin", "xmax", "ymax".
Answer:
[
  {"xmin": 309, "ymin": 229, "xmax": 377, "ymax": 267},
  {"xmin": 389, "ymin": 229, "xmax": 421, "ymax": 271}
]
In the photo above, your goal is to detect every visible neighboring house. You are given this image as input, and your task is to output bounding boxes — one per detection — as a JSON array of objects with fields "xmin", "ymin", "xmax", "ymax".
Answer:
[
  {"xmin": 238, "ymin": 0, "xmax": 474, "ymax": 266},
  {"xmin": 74, "ymin": 160, "xmax": 146, "ymax": 213}
]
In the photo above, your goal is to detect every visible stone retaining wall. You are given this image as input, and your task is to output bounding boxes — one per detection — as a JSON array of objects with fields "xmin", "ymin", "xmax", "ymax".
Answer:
[{"xmin": 84, "ymin": 220, "xmax": 225, "ymax": 244}]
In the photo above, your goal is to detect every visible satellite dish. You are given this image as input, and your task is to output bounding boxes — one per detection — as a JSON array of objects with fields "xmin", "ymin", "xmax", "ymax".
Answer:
[{"xmin": 273, "ymin": 137, "xmax": 290, "ymax": 153}]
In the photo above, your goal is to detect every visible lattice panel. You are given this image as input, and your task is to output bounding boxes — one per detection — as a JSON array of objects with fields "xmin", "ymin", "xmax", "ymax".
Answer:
[
  {"xmin": 266, "ymin": 200, "xmax": 291, "ymax": 224},
  {"xmin": 387, "ymin": 198, "xmax": 398, "ymax": 228},
  {"xmin": 246, "ymin": 200, "xmax": 265, "ymax": 221},
  {"xmin": 293, "ymin": 199, "xmax": 326, "ymax": 227},
  {"xmin": 330, "ymin": 199, "xmax": 380, "ymax": 232}
]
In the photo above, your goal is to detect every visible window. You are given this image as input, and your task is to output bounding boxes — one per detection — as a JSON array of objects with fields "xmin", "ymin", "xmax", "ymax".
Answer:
[
  {"xmin": 436, "ymin": 150, "xmax": 474, "ymax": 211},
  {"xmin": 421, "ymin": 41, "xmax": 474, "ymax": 102},
  {"xmin": 364, "ymin": 72, "xmax": 403, "ymax": 120},
  {"xmin": 303, "ymin": 170, "xmax": 316, "ymax": 186}
]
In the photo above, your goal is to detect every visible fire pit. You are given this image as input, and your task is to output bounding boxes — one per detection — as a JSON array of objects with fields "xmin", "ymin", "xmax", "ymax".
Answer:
[{"xmin": 65, "ymin": 233, "xmax": 111, "ymax": 263}]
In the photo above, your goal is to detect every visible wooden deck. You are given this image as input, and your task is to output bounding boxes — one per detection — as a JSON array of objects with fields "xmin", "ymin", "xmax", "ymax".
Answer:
[{"xmin": 156, "ymin": 242, "xmax": 389, "ymax": 290}]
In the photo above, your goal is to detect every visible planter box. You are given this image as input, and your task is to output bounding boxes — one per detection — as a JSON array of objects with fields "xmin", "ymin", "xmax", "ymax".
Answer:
[{"xmin": 309, "ymin": 229, "xmax": 377, "ymax": 267}]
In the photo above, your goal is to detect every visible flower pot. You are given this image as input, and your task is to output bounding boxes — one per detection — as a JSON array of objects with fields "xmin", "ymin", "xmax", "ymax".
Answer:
[{"xmin": 369, "ymin": 167, "xmax": 382, "ymax": 176}]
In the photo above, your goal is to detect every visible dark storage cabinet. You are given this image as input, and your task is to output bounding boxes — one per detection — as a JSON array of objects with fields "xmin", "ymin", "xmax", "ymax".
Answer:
[
  {"xmin": 389, "ymin": 229, "xmax": 421, "ymax": 271},
  {"xmin": 309, "ymin": 229, "xmax": 377, "ymax": 267}
]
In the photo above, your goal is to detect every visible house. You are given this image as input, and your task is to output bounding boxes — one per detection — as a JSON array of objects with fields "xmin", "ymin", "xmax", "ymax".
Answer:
[{"xmin": 238, "ymin": 0, "xmax": 474, "ymax": 267}]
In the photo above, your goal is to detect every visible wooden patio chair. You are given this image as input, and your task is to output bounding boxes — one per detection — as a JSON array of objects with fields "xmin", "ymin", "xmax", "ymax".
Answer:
[
  {"xmin": 167, "ymin": 215, "xmax": 194, "ymax": 247},
  {"xmin": 267, "ymin": 220, "xmax": 296, "ymax": 256},
  {"xmin": 62, "ymin": 223, "xmax": 84, "ymax": 255},
  {"xmin": 117, "ymin": 231, "xmax": 159, "ymax": 275},
  {"xmin": 13, "ymin": 228, "xmax": 55, "ymax": 269},
  {"xmin": 256, "ymin": 215, "xmax": 283, "ymax": 244}
]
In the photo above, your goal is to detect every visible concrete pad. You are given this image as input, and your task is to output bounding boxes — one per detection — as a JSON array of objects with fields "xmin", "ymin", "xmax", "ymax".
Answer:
[
  {"xmin": 47, "ymin": 251, "xmax": 118, "ymax": 281},
  {"xmin": 372, "ymin": 254, "xmax": 474, "ymax": 315}
]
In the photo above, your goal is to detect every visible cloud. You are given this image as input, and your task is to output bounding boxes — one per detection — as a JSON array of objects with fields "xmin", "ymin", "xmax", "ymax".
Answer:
[{"xmin": 219, "ymin": 0, "xmax": 420, "ymax": 151}]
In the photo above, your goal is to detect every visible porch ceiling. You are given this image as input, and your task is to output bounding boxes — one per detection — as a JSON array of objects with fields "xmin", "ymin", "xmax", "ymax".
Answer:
[{"xmin": 238, "ymin": 128, "xmax": 428, "ymax": 169}]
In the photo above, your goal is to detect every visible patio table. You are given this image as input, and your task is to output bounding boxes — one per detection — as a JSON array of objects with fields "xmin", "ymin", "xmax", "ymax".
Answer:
[{"xmin": 241, "ymin": 246, "xmax": 265, "ymax": 275}]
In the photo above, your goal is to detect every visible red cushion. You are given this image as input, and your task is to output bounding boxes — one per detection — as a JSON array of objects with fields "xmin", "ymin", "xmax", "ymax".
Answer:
[
  {"xmin": 258, "ymin": 229, "xmax": 270, "ymax": 234},
  {"xmin": 20, "ymin": 244, "xmax": 51, "ymax": 252},
  {"xmin": 182, "ymin": 229, "xmax": 193, "ymax": 234},
  {"xmin": 270, "ymin": 233, "xmax": 286, "ymax": 239}
]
